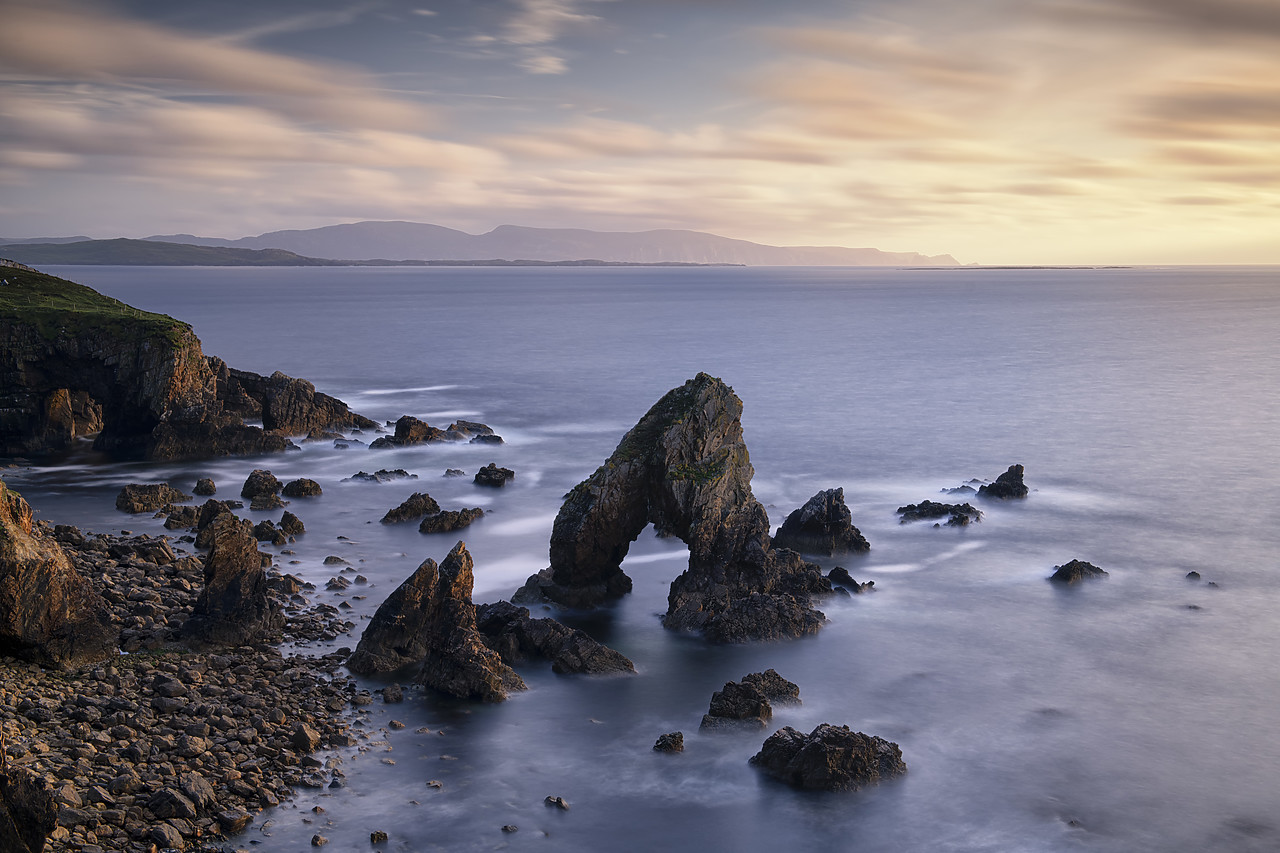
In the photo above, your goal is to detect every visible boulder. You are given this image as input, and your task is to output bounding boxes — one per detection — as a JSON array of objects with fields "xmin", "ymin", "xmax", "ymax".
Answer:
[
  {"xmin": 653, "ymin": 732, "xmax": 684, "ymax": 753},
  {"xmin": 514, "ymin": 374, "xmax": 830, "ymax": 642},
  {"xmin": 250, "ymin": 493, "xmax": 286, "ymax": 511},
  {"xmin": 182, "ymin": 513, "xmax": 284, "ymax": 647},
  {"xmin": 418, "ymin": 508, "xmax": 484, "ymax": 535},
  {"xmin": 193, "ymin": 498, "xmax": 240, "ymax": 549},
  {"xmin": 240, "ymin": 469, "xmax": 282, "ymax": 500},
  {"xmin": 192, "ymin": 478, "xmax": 217, "ymax": 496},
  {"xmin": 700, "ymin": 679, "xmax": 773, "ymax": 730},
  {"xmin": 978, "ymin": 464, "xmax": 1028, "ymax": 500},
  {"xmin": 115, "ymin": 483, "xmax": 191, "ymax": 514},
  {"xmin": 381, "ymin": 493, "xmax": 441, "ymax": 525},
  {"xmin": 772, "ymin": 488, "xmax": 869, "ymax": 555},
  {"xmin": 282, "ymin": 478, "xmax": 322, "ymax": 498},
  {"xmin": 162, "ymin": 504, "xmax": 200, "ymax": 530},
  {"xmin": 252, "ymin": 520, "xmax": 287, "ymax": 546},
  {"xmin": 0, "ymin": 481, "xmax": 115, "ymax": 668},
  {"xmin": 475, "ymin": 600, "xmax": 635, "ymax": 675},
  {"xmin": 743, "ymin": 669, "xmax": 801, "ymax": 704},
  {"xmin": 474, "ymin": 463, "xmax": 515, "ymax": 488},
  {"xmin": 344, "ymin": 469, "xmax": 418, "ymax": 483},
  {"xmin": 827, "ymin": 567, "xmax": 873, "ymax": 594},
  {"xmin": 279, "ymin": 511, "xmax": 305, "ymax": 537},
  {"xmin": 750, "ymin": 723, "xmax": 907, "ymax": 791},
  {"xmin": 1049, "ymin": 559, "xmax": 1108, "ymax": 584},
  {"xmin": 347, "ymin": 542, "xmax": 526, "ymax": 702},
  {"xmin": 0, "ymin": 768, "xmax": 57, "ymax": 853},
  {"xmin": 896, "ymin": 500, "xmax": 982, "ymax": 526},
  {"xmin": 369, "ymin": 415, "xmax": 447, "ymax": 449}
]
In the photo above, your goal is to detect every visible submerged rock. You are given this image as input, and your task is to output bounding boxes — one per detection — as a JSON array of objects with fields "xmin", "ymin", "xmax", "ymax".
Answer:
[
  {"xmin": 474, "ymin": 463, "xmax": 515, "ymax": 488},
  {"xmin": 827, "ymin": 567, "xmax": 874, "ymax": 594},
  {"xmin": 0, "ymin": 480, "xmax": 115, "ymax": 668},
  {"xmin": 282, "ymin": 478, "xmax": 323, "ymax": 498},
  {"xmin": 115, "ymin": 483, "xmax": 192, "ymax": 514},
  {"xmin": 344, "ymin": 469, "xmax": 418, "ymax": 483},
  {"xmin": 419, "ymin": 507, "xmax": 484, "ymax": 535},
  {"xmin": 515, "ymin": 374, "xmax": 830, "ymax": 642},
  {"xmin": 1049, "ymin": 559, "xmax": 1108, "ymax": 584},
  {"xmin": 700, "ymin": 680, "xmax": 774, "ymax": 730},
  {"xmin": 772, "ymin": 488, "xmax": 869, "ymax": 555},
  {"xmin": 653, "ymin": 732, "xmax": 685, "ymax": 753},
  {"xmin": 475, "ymin": 600, "xmax": 635, "ymax": 675},
  {"xmin": 978, "ymin": 464, "xmax": 1028, "ymax": 500},
  {"xmin": 743, "ymin": 669, "xmax": 801, "ymax": 704},
  {"xmin": 182, "ymin": 514, "xmax": 284, "ymax": 647},
  {"xmin": 896, "ymin": 500, "xmax": 982, "ymax": 526},
  {"xmin": 750, "ymin": 723, "xmax": 907, "ymax": 791},
  {"xmin": 381, "ymin": 493, "xmax": 441, "ymax": 524}
]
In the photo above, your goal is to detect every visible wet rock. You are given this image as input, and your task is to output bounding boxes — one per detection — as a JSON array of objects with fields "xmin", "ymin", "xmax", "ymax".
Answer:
[
  {"xmin": 371, "ymin": 829, "xmax": 389, "ymax": 843},
  {"xmin": 151, "ymin": 823, "xmax": 185, "ymax": 849},
  {"xmin": 369, "ymin": 415, "xmax": 448, "ymax": 449},
  {"xmin": 750, "ymin": 723, "xmax": 907, "ymax": 791},
  {"xmin": 474, "ymin": 463, "xmax": 515, "ymax": 488},
  {"xmin": 653, "ymin": 732, "xmax": 684, "ymax": 753},
  {"xmin": 827, "ymin": 567, "xmax": 873, "ymax": 594},
  {"xmin": 250, "ymin": 493, "xmax": 286, "ymax": 511},
  {"xmin": 501, "ymin": 825, "xmax": 518, "ymax": 833},
  {"xmin": 344, "ymin": 469, "xmax": 418, "ymax": 483},
  {"xmin": 0, "ymin": 768, "xmax": 57, "ymax": 853},
  {"xmin": 292, "ymin": 723, "xmax": 321, "ymax": 751},
  {"xmin": 182, "ymin": 514, "xmax": 284, "ymax": 647},
  {"xmin": 544, "ymin": 796, "xmax": 570, "ymax": 811},
  {"xmin": 193, "ymin": 478, "xmax": 217, "ymax": 496},
  {"xmin": 700, "ymin": 679, "xmax": 773, "ymax": 729},
  {"xmin": 896, "ymin": 500, "xmax": 982, "ymax": 526},
  {"xmin": 381, "ymin": 493, "xmax": 441, "ymax": 525},
  {"xmin": 253, "ymin": 519, "xmax": 288, "ymax": 546},
  {"xmin": 515, "ymin": 374, "xmax": 830, "ymax": 642},
  {"xmin": 475, "ymin": 600, "xmax": 635, "ymax": 675},
  {"xmin": 163, "ymin": 504, "xmax": 200, "ymax": 530},
  {"xmin": 444, "ymin": 469, "xmax": 465, "ymax": 478},
  {"xmin": 383, "ymin": 683, "xmax": 404, "ymax": 703},
  {"xmin": 241, "ymin": 468, "xmax": 283, "ymax": 500},
  {"xmin": 743, "ymin": 669, "xmax": 801, "ymax": 704},
  {"xmin": 114, "ymin": 483, "xmax": 191, "ymax": 514},
  {"xmin": 279, "ymin": 511, "xmax": 305, "ymax": 537},
  {"xmin": 418, "ymin": 508, "xmax": 484, "ymax": 535},
  {"xmin": 347, "ymin": 542, "xmax": 526, "ymax": 702},
  {"xmin": 312, "ymin": 834, "xmax": 329, "ymax": 846},
  {"xmin": 282, "ymin": 478, "xmax": 323, "ymax": 498},
  {"xmin": 1049, "ymin": 559, "xmax": 1108, "ymax": 584},
  {"xmin": 1186, "ymin": 571, "xmax": 1201, "ymax": 581},
  {"xmin": 471, "ymin": 434, "xmax": 504, "ymax": 445},
  {"xmin": 0, "ymin": 481, "xmax": 115, "ymax": 667},
  {"xmin": 978, "ymin": 464, "xmax": 1028, "ymax": 500},
  {"xmin": 772, "ymin": 488, "xmax": 869, "ymax": 555}
]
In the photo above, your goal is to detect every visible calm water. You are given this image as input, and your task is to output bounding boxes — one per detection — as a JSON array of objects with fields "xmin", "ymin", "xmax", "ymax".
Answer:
[{"xmin": 9, "ymin": 265, "xmax": 1280, "ymax": 852}]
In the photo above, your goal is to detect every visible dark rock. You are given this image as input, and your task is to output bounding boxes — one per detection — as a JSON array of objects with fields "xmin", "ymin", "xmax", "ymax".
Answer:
[
  {"xmin": 515, "ymin": 374, "xmax": 830, "ymax": 642},
  {"xmin": 977, "ymin": 464, "xmax": 1028, "ymax": 500},
  {"xmin": 344, "ymin": 469, "xmax": 418, "ymax": 483},
  {"xmin": 217, "ymin": 364, "xmax": 377, "ymax": 436},
  {"xmin": 241, "ymin": 469, "xmax": 282, "ymax": 500},
  {"xmin": 193, "ymin": 498, "xmax": 240, "ymax": 549},
  {"xmin": 292, "ymin": 723, "xmax": 321, "ymax": 752},
  {"xmin": 444, "ymin": 469, "xmax": 465, "ymax": 478},
  {"xmin": 700, "ymin": 679, "xmax": 772, "ymax": 729},
  {"xmin": 369, "ymin": 415, "xmax": 447, "ymax": 448},
  {"xmin": 252, "ymin": 519, "xmax": 287, "ymax": 546},
  {"xmin": 470, "ymin": 434, "xmax": 504, "ymax": 445},
  {"xmin": 653, "ymin": 732, "xmax": 684, "ymax": 753},
  {"xmin": 381, "ymin": 493, "xmax": 441, "ymax": 524},
  {"xmin": 772, "ymin": 488, "xmax": 869, "ymax": 555},
  {"xmin": 182, "ymin": 514, "xmax": 284, "ymax": 646},
  {"xmin": 163, "ymin": 504, "xmax": 200, "ymax": 530},
  {"xmin": 347, "ymin": 542, "xmax": 526, "ymax": 702},
  {"xmin": 1186, "ymin": 571, "xmax": 1201, "ymax": 581},
  {"xmin": 282, "ymin": 478, "xmax": 322, "ymax": 498},
  {"xmin": 475, "ymin": 600, "xmax": 635, "ymax": 675},
  {"xmin": 371, "ymin": 830, "xmax": 389, "ymax": 843},
  {"xmin": 419, "ymin": 508, "xmax": 484, "ymax": 535},
  {"xmin": 0, "ymin": 481, "xmax": 115, "ymax": 668},
  {"xmin": 250, "ymin": 492, "xmax": 286, "ymax": 511},
  {"xmin": 827, "ymin": 567, "xmax": 873, "ymax": 593},
  {"xmin": 896, "ymin": 500, "xmax": 982, "ymax": 526},
  {"xmin": 151, "ymin": 823, "xmax": 184, "ymax": 849},
  {"xmin": 115, "ymin": 483, "xmax": 191, "ymax": 514},
  {"xmin": 193, "ymin": 478, "xmax": 217, "ymax": 496},
  {"xmin": 217, "ymin": 809, "xmax": 252, "ymax": 833},
  {"xmin": 750, "ymin": 723, "xmax": 907, "ymax": 791},
  {"xmin": 279, "ymin": 511, "xmax": 305, "ymax": 537},
  {"xmin": 383, "ymin": 683, "xmax": 404, "ymax": 703},
  {"xmin": 0, "ymin": 768, "xmax": 57, "ymax": 853},
  {"xmin": 544, "ymin": 796, "xmax": 570, "ymax": 811},
  {"xmin": 1049, "ymin": 559, "xmax": 1108, "ymax": 584},
  {"xmin": 743, "ymin": 669, "xmax": 801, "ymax": 704},
  {"xmin": 147, "ymin": 788, "xmax": 198, "ymax": 820},
  {"xmin": 474, "ymin": 463, "xmax": 515, "ymax": 488}
]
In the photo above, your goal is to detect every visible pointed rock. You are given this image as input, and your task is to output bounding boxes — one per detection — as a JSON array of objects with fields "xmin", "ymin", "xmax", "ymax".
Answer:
[
  {"xmin": 977, "ymin": 464, "xmax": 1028, "ymax": 499},
  {"xmin": 182, "ymin": 514, "xmax": 283, "ymax": 647},
  {"xmin": 772, "ymin": 488, "xmax": 869, "ymax": 555}
]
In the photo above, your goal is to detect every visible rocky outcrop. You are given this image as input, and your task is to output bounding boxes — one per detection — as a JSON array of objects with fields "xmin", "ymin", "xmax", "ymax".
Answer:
[
  {"xmin": 515, "ymin": 374, "xmax": 830, "ymax": 642},
  {"xmin": 653, "ymin": 732, "xmax": 684, "ymax": 753},
  {"xmin": 475, "ymin": 600, "xmax": 635, "ymax": 675},
  {"xmin": 347, "ymin": 542, "xmax": 526, "ymax": 702},
  {"xmin": 743, "ymin": 668, "xmax": 801, "ymax": 704},
  {"xmin": 419, "ymin": 507, "xmax": 484, "ymax": 534},
  {"xmin": 750, "ymin": 724, "xmax": 907, "ymax": 791},
  {"xmin": 0, "ymin": 768, "xmax": 57, "ymax": 853},
  {"xmin": 0, "ymin": 267, "xmax": 373, "ymax": 459},
  {"xmin": 282, "ymin": 478, "xmax": 322, "ymax": 498},
  {"xmin": 1049, "ymin": 559, "xmax": 1108, "ymax": 584},
  {"xmin": 896, "ymin": 500, "xmax": 982, "ymax": 526},
  {"xmin": 0, "ymin": 481, "xmax": 115, "ymax": 668},
  {"xmin": 772, "ymin": 488, "xmax": 869, "ymax": 555},
  {"xmin": 344, "ymin": 469, "xmax": 417, "ymax": 483},
  {"xmin": 474, "ymin": 463, "xmax": 514, "ymax": 488},
  {"xmin": 241, "ymin": 469, "xmax": 282, "ymax": 500},
  {"xmin": 369, "ymin": 416, "xmax": 498, "ymax": 449},
  {"xmin": 182, "ymin": 514, "xmax": 283, "ymax": 647},
  {"xmin": 381, "ymin": 493, "xmax": 441, "ymax": 524},
  {"xmin": 114, "ymin": 483, "xmax": 191, "ymax": 514},
  {"xmin": 700, "ymin": 669, "xmax": 799, "ymax": 730},
  {"xmin": 828, "ymin": 567, "xmax": 874, "ymax": 594},
  {"xmin": 978, "ymin": 464, "xmax": 1028, "ymax": 500},
  {"xmin": 193, "ymin": 478, "xmax": 217, "ymax": 496}
]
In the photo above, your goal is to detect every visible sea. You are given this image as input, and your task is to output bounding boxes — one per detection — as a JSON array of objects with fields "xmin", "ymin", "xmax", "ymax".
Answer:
[{"xmin": 7, "ymin": 264, "xmax": 1280, "ymax": 852}]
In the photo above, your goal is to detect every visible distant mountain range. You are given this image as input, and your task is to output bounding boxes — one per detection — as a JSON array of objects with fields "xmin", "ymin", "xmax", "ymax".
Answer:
[{"xmin": 0, "ymin": 221, "xmax": 957, "ymax": 266}]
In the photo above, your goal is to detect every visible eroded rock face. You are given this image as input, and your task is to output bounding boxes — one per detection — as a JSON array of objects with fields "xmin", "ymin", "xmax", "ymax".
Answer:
[
  {"xmin": 749, "ymin": 723, "xmax": 907, "ymax": 791},
  {"xmin": 978, "ymin": 464, "xmax": 1028, "ymax": 500},
  {"xmin": 347, "ymin": 542, "xmax": 526, "ymax": 702},
  {"xmin": 182, "ymin": 514, "xmax": 283, "ymax": 647},
  {"xmin": 0, "ymin": 481, "xmax": 115, "ymax": 668},
  {"xmin": 516, "ymin": 374, "xmax": 830, "ymax": 642},
  {"xmin": 772, "ymin": 488, "xmax": 869, "ymax": 555},
  {"xmin": 475, "ymin": 600, "xmax": 635, "ymax": 675},
  {"xmin": 0, "ymin": 768, "xmax": 57, "ymax": 853},
  {"xmin": 215, "ymin": 367, "xmax": 377, "ymax": 437},
  {"xmin": 114, "ymin": 483, "xmax": 192, "ymax": 514}
]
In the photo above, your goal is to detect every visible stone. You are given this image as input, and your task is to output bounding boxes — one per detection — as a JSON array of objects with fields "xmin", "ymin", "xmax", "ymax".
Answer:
[
  {"xmin": 544, "ymin": 796, "xmax": 570, "ymax": 810},
  {"xmin": 381, "ymin": 493, "xmax": 441, "ymax": 524},
  {"xmin": 369, "ymin": 415, "xmax": 447, "ymax": 449},
  {"xmin": 383, "ymin": 684, "xmax": 404, "ymax": 703},
  {"xmin": 163, "ymin": 505, "xmax": 200, "ymax": 530},
  {"xmin": 147, "ymin": 789, "xmax": 198, "ymax": 820},
  {"xmin": 896, "ymin": 500, "xmax": 982, "ymax": 526},
  {"xmin": 371, "ymin": 830, "xmax": 389, "ymax": 843},
  {"xmin": 182, "ymin": 514, "xmax": 284, "ymax": 647},
  {"xmin": 250, "ymin": 493, "xmax": 285, "ymax": 511},
  {"xmin": 253, "ymin": 519, "xmax": 287, "ymax": 546},
  {"xmin": 0, "ymin": 481, "xmax": 115, "ymax": 668},
  {"xmin": 114, "ymin": 483, "xmax": 191, "ymax": 514},
  {"xmin": 344, "ymin": 469, "xmax": 418, "ymax": 483},
  {"xmin": 700, "ymin": 679, "xmax": 772, "ymax": 730},
  {"xmin": 0, "ymin": 768, "xmax": 57, "ymax": 853},
  {"xmin": 193, "ymin": 478, "xmax": 217, "ymax": 496},
  {"xmin": 978, "ymin": 464, "xmax": 1028, "ymax": 500},
  {"xmin": 653, "ymin": 732, "xmax": 684, "ymax": 753},
  {"xmin": 279, "ymin": 511, "xmax": 305, "ymax": 537},
  {"xmin": 282, "ymin": 478, "xmax": 322, "ymax": 498},
  {"xmin": 772, "ymin": 488, "xmax": 870, "ymax": 555},
  {"xmin": 418, "ymin": 508, "xmax": 484, "ymax": 535},
  {"xmin": 1186, "ymin": 571, "xmax": 1201, "ymax": 581},
  {"xmin": 151, "ymin": 823, "xmax": 185, "ymax": 849},
  {"xmin": 515, "ymin": 374, "xmax": 830, "ymax": 642},
  {"xmin": 474, "ymin": 463, "xmax": 515, "ymax": 488},
  {"xmin": 312, "ymin": 834, "xmax": 329, "ymax": 846},
  {"xmin": 742, "ymin": 669, "xmax": 801, "ymax": 704},
  {"xmin": 292, "ymin": 723, "xmax": 321, "ymax": 752},
  {"xmin": 347, "ymin": 542, "xmax": 526, "ymax": 702},
  {"xmin": 1049, "ymin": 559, "xmax": 1108, "ymax": 584},
  {"xmin": 475, "ymin": 600, "xmax": 635, "ymax": 675},
  {"xmin": 750, "ymin": 723, "xmax": 907, "ymax": 791},
  {"xmin": 444, "ymin": 469, "xmax": 465, "ymax": 478},
  {"xmin": 827, "ymin": 567, "xmax": 873, "ymax": 594},
  {"xmin": 240, "ymin": 469, "xmax": 282, "ymax": 500},
  {"xmin": 217, "ymin": 809, "xmax": 252, "ymax": 833}
]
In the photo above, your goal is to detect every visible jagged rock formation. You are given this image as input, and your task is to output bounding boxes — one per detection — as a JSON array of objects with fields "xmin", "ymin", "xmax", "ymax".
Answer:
[
  {"xmin": 282, "ymin": 478, "xmax": 322, "ymax": 498},
  {"xmin": 772, "ymin": 488, "xmax": 869, "ymax": 555},
  {"xmin": 114, "ymin": 483, "xmax": 191, "ymax": 514},
  {"xmin": 193, "ymin": 478, "xmax": 217, "ymax": 496},
  {"xmin": 381, "ymin": 493, "xmax": 441, "ymax": 524},
  {"xmin": 828, "ymin": 567, "xmax": 874, "ymax": 594},
  {"xmin": 0, "ymin": 267, "xmax": 372, "ymax": 459},
  {"xmin": 978, "ymin": 464, "xmax": 1028, "ymax": 500},
  {"xmin": 1049, "ymin": 559, "xmax": 1108, "ymax": 584},
  {"xmin": 474, "ymin": 463, "xmax": 514, "ymax": 488},
  {"xmin": 896, "ymin": 500, "xmax": 982, "ymax": 527},
  {"xmin": 347, "ymin": 542, "xmax": 526, "ymax": 702},
  {"xmin": 369, "ymin": 416, "xmax": 498, "ymax": 449},
  {"xmin": 475, "ymin": 600, "xmax": 635, "ymax": 675},
  {"xmin": 419, "ymin": 507, "xmax": 484, "ymax": 534},
  {"xmin": 0, "ymin": 767, "xmax": 57, "ymax": 853},
  {"xmin": 750, "ymin": 723, "xmax": 908, "ymax": 791},
  {"xmin": 0, "ymin": 481, "xmax": 115, "ymax": 668},
  {"xmin": 344, "ymin": 469, "xmax": 417, "ymax": 483},
  {"xmin": 182, "ymin": 514, "xmax": 283, "ymax": 647},
  {"xmin": 700, "ymin": 669, "xmax": 800, "ymax": 730},
  {"xmin": 653, "ymin": 732, "xmax": 684, "ymax": 753},
  {"xmin": 515, "ymin": 373, "xmax": 830, "ymax": 642}
]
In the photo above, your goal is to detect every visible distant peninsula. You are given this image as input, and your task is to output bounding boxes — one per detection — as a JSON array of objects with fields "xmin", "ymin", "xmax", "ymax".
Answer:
[{"xmin": 0, "ymin": 221, "xmax": 959, "ymax": 266}]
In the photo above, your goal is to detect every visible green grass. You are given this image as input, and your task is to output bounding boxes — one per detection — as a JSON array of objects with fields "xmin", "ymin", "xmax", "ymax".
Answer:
[{"xmin": 0, "ymin": 266, "xmax": 192, "ymax": 345}]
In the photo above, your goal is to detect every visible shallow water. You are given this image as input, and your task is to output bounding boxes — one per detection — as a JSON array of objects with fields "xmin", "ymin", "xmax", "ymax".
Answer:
[{"xmin": 9, "ymin": 264, "xmax": 1280, "ymax": 851}]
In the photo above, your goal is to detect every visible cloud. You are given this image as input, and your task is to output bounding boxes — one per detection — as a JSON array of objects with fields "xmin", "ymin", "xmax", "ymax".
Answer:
[{"xmin": 503, "ymin": 0, "xmax": 607, "ymax": 45}]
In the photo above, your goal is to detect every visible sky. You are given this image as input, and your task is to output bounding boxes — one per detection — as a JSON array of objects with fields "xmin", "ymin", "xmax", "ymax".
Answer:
[{"xmin": 1, "ymin": 0, "xmax": 1278, "ymax": 264}]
